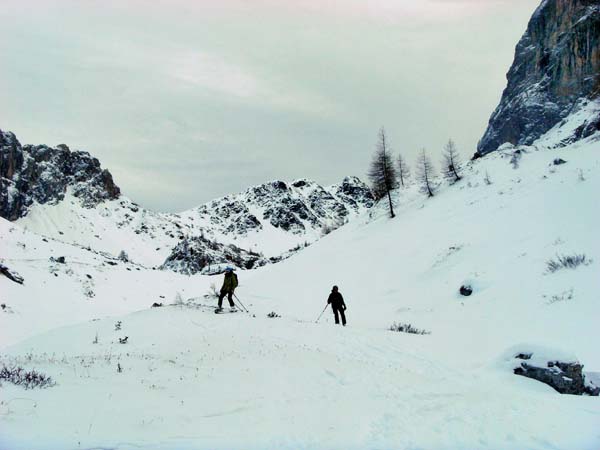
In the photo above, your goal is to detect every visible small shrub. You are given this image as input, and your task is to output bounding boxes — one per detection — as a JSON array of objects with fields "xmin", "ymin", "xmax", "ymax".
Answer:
[
  {"xmin": 546, "ymin": 288, "xmax": 574, "ymax": 304},
  {"xmin": 389, "ymin": 322, "xmax": 430, "ymax": 335},
  {"xmin": 172, "ymin": 292, "xmax": 185, "ymax": 307},
  {"xmin": 510, "ymin": 151, "xmax": 521, "ymax": 169},
  {"xmin": 484, "ymin": 171, "xmax": 492, "ymax": 185},
  {"xmin": 267, "ymin": 311, "xmax": 281, "ymax": 318},
  {"xmin": 546, "ymin": 254, "xmax": 591, "ymax": 273},
  {"xmin": 204, "ymin": 284, "xmax": 219, "ymax": 299},
  {"xmin": 0, "ymin": 365, "xmax": 55, "ymax": 389}
]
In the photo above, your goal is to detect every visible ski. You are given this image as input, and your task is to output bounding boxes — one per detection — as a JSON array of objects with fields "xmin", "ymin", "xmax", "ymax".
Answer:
[{"xmin": 214, "ymin": 308, "xmax": 239, "ymax": 314}]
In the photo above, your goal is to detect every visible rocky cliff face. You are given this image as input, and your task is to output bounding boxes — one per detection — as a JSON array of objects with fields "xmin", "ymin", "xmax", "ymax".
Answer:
[
  {"xmin": 0, "ymin": 129, "xmax": 120, "ymax": 220},
  {"xmin": 478, "ymin": 0, "xmax": 600, "ymax": 154},
  {"xmin": 189, "ymin": 177, "xmax": 374, "ymax": 238}
]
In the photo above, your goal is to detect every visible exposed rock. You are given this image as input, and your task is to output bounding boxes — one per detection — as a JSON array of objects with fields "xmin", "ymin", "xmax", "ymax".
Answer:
[
  {"xmin": 478, "ymin": 0, "xmax": 600, "ymax": 154},
  {"xmin": 0, "ymin": 129, "xmax": 120, "ymax": 220},
  {"xmin": 0, "ymin": 264, "xmax": 24, "ymax": 284},
  {"xmin": 459, "ymin": 285, "xmax": 473, "ymax": 296},
  {"xmin": 161, "ymin": 235, "xmax": 285, "ymax": 275},
  {"xmin": 191, "ymin": 177, "xmax": 374, "ymax": 238},
  {"xmin": 553, "ymin": 158, "xmax": 567, "ymax": 165},
  {"xmin": 513, "ymin": 353, "xmax": 599, "ymax": 395}
]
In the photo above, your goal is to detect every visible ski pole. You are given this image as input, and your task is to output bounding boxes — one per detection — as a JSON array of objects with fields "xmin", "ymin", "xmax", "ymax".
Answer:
[
  {"xmin": 315, "ymin": 304, "xmax": 328, "ymax": 323},
  {"xmin": 233, "ymin": 293, "xmax": 249, "ymax": 313}
]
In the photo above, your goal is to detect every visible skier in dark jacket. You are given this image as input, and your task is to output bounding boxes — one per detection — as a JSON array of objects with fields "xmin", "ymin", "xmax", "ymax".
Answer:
[
  {"xmin": 217, "ymin": 267, "xmax": 238, "ymax": 311},
  {"xmin": 327, "ymin": 285, "xmax": 347, "ymax": 326}
]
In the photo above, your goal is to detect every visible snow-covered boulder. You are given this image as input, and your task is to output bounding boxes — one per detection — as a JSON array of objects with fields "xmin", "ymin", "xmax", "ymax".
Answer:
[{"xmin": 509, "ymin": 347, "xmax": 599, "ymax": 396}]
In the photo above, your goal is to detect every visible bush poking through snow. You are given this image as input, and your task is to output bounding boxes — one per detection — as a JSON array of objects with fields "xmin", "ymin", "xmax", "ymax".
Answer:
[
  {"xmin": 389, "ymin": 323, "xmax": 430, "ymax": 335},
  {"xmin": 546, "ymin": 254, "xmax": 591, "ymax": 273},
  {"xmin": 173, "ymin": 292, "xmax": 185, "ymax": 307},
  {"xmin": 0, "ymin": 366, "xmax": 55, "ymax": 389},
  {"xmin": 510, "ymin": 150, "xmax": 522, "ymax": 169},
  {"xmin": 546, "ymin": 288, "xmax": 574, "ymax": 304},
  {"xmin": 205, "ymin": 284, "xmax": 220, "ymax": 299},
  {"xmin": 267, "ymin": 311, "xmax": 281, "ymax": 318},
  {"xmin": 484, "ymin": 171, "xmax": 493, "ymax": 185}
]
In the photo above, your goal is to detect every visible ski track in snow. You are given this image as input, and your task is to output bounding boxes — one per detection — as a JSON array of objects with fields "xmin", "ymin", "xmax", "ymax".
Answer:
[{"xmin": 1, "ymin": 138, "xmax": 600, "ymax": 449}]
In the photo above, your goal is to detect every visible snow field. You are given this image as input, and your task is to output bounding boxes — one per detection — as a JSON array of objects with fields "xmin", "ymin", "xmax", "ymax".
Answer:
[{"xmin": 1, "ymin": 136, "xmax": 600, "ymax": 448}]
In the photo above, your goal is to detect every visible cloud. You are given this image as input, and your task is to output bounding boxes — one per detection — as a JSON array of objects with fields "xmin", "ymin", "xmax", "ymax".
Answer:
[
  {"xmin": 0, "ymin": 0, "xmax": 541, "ymax": 212},
  {"xmin": 168, "ymin": 52, "xmax": 260, "ymax": 98}
]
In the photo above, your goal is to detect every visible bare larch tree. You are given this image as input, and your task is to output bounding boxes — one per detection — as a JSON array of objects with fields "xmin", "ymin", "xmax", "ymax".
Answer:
[
  {"xmin": 442, "ymin": 139, "xmax": 462, "ymax": 183},
  {"xmin": 396, "ymin": 153, "xmax": 411, "ymax": 188},
  {"xmin": 417, "ymin": 148, "xmax": 436, "ymax": 197},
  {"xmin": 368, "ymin": 127, "xmax": 398, "ymax": 218}
]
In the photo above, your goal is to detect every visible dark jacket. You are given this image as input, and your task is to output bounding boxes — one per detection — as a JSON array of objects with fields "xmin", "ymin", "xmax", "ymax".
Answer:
[
  {"xmin": 327, "ymin": 291, "xmax": 346, "ymax": 309},
  {"xmin": 221, "ymin": 272, "xmax": 238, "ymax": 292}
]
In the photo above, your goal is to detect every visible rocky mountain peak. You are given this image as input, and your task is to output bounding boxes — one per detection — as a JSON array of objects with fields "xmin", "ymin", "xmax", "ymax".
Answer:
[
  {"xmin": 1, "ymin": 129, "xmax": 120, "ymax": 220},
  {"xmin": 477, "ymin": 0, "xmax": 600, "ymax": 155},
  {"xmin": 189, "ymin": 175, "xmax": 373, "ymax": 238}
]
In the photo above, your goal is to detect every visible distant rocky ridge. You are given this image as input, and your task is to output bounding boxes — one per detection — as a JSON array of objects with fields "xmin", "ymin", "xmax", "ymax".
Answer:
[
  {"xmin": 478, "ymin": 0, "xmax": 600, "ymax": 154},
  {"xmin": 1, "ymin": 128, "xmax": 373, "ymax": 273},
  {"xmin": 189, "ymin": 177, "xmax": 373, "ymax": 237},
  {"xmin": 0, "ymin": 129, "xmax": 120, "ymax": 220}
]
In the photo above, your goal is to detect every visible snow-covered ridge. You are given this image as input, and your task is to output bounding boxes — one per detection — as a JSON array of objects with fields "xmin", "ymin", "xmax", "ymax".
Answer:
[{"xmin": 1, "ymin": 129, "xmax": 373, "ymax": 270}]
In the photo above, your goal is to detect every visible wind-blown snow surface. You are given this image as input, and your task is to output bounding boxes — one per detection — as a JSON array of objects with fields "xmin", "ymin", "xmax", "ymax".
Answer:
[{"xmin": 1, "ymin": 138, "xmax": 600, "ymax": 449}]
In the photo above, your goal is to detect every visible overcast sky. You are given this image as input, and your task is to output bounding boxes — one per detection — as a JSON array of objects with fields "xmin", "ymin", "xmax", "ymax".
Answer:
[{"xmin": 0, "ymin": 0, "xmax": 540, "ymax": 212}]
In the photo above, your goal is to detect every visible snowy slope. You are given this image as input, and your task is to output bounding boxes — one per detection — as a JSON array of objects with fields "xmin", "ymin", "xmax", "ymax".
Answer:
[
  {"xmin": 17, "ymin": 177, "xmax": 373, "ymax": 268},
  {"xmin": 1, "ymin": 135, "xmax": 599, "ymax": 449},
  {"xmin": 3, "ymin": 128, "xmax": 373, "ymax": 269}
]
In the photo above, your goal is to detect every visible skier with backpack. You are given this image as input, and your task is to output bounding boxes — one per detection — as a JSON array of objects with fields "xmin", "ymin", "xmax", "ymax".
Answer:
[
  {"xmin": 216, "ymin": 266, "xmax": 238, "ymax": 312},
  {"xmin": 327, "ymin": 285, "xmax": 347, "ymax": 326}
]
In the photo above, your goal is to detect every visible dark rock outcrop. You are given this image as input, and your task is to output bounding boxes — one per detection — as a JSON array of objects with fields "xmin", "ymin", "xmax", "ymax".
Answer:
[
  {"xmin": 161, "ymin": 235, "xmax": 285, "ymax": 275},
  {"xmin": 193, "ymin": 177, "xmax": 374, "ymax": 237},
  {"xmin": 1, "ymin": 129, "xmax": 120, "ymax": 220},
  {"xmin": 478, "ymin": 0, "xmax": 600, "ymax": 154},
  {"xmin": 0, "ymin": 264, "xmax": 24, "ymax": 285},
  {"xmin": 459, "ymin": 285, "xmax": 473, "ymax": 296},
  {"xmin": 514, "ymin": 353, "xmax": 599, "ymax": 395}
]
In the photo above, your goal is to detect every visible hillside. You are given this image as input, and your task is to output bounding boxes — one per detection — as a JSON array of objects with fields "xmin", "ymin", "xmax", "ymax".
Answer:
[
  {"xmin": 2, "ymin": 135, "xmax": 599, "ymax": 449},
  {"xmin": 1, "ymin": 128, "xmax": 373, "ymax": 269}
]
